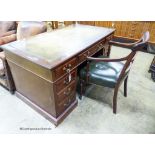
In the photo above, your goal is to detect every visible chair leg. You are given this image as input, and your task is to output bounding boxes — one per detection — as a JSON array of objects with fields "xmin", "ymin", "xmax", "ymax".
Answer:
[
  {"xmin": 113, "ymin": 86, "xmax": 119, "ymax": 114},
  {"xmin": 124, "ymin": 76, "xmax": 128, "ymax": 97},
  {"xmin": 107, "ymin": 44, "xmax": 111, "ymax": 57},
  {"xmin": 79, "ymin": 79, "xmax": 83, "ymax": 100},
  {"xmin": 79, "ymin": 79, "xmax": 87, "ymax": 100}
]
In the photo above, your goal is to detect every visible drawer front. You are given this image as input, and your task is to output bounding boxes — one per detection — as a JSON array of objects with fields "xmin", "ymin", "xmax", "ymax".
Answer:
[
  {"xmin": 106, "ymin": 34, "xmax": 113, "ymax": 41},
  {"xmin": 78, "ymin": 38, "xmax": 106, "ymax": 64},
  {"xmin": 54, "ymin": 57, "xmax": 77, "ymax": 80},
  {"xmin": 88, "ymin": 39, "xmax": 106, "ymax": 56},
  {"xmin": 88, "ymin": 46, "xmax": 96, "ymax": 56},
  {"xmin": 56, "ymin": 92, "xmax": 76, "ymax": 116},
  {"xmin": 55, "ymin": 69, "xmax": 77, "ymax": 93},
  {"xmin": 56, "ymin": 80, "xmax": 76, "ymax": 102},
  {"xmin": 78, "ymin": 50, "xmax": 88, "ymax": 64},
  {"xmin": 97, "ymin": 39, "xmax": 106, "ymax": 51}
]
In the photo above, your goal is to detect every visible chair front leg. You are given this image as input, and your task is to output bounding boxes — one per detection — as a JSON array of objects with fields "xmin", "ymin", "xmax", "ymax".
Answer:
[
  {"xmin": 79, "ymin": 78, "xmax": 83, "ymax": 100},
  {"xmin": 124, "ymin": 76, "xmax": 128, "ymax": 97},
  {"xmin": 107, "ymin": 44, "xmax": 111, "ymax": 57},
  {"xmin": 113, "ymin": 85, "xmax": 119, "ymax": 114},
  {"xmin": 79, "ymin": 78, "xmax": 87, "ymax": 100}
]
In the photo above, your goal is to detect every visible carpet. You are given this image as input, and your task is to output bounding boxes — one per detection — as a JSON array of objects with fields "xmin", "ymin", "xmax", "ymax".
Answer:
[{"xmin": 0, "ymin": 46, "xmax": 154, "ymax": 133}]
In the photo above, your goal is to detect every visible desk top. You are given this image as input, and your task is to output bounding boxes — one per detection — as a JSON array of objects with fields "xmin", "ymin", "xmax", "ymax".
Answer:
[{"xmin": 2, "ymin": 24, "xmax": 115, "ymax": 69}]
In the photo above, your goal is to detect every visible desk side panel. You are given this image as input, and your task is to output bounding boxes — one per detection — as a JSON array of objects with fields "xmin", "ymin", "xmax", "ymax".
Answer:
[
  {"xmin": 6, "ymin": 58, "xmax": 57, "ymax": 117},
  {"xmin": 5, "ymin": 51, "xmax": 53, "ymax": 82}
]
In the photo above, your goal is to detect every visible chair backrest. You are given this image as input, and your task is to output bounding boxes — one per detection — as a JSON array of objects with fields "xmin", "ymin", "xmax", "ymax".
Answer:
[{"xmin": 118, "ymin": 31, "xmax": 150, "ymax": 83}]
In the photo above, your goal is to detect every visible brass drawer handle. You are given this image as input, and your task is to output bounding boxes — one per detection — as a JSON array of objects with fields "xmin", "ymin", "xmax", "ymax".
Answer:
[
  {"xmin": 64, "ymin": 91, "xmax": 70, "ymax": 95},
  {"xmin": 106, "ymin": 36, "xmax": 111, "ymax": 40},
  {"xmin": 100, "ymin": 43, "xmax": 103, "ymax": 46},
  {"xmin": 68, "ymin": 64, "xmax": 72, "ymax": 68},
  {"xmin": 64, "ymin": 79, "xmax": 69, "ymax": 85},
  {"xmin": 64, "ymin": 103, "xmax": 68, "ymax": 106},
  {"xmin": 63, "ymin": 64, "xmax": 71, "ymax": 72},
  {"xmin": 64, "ymin": 76, "xmax": 75, "ymax": 84},
  {"xmin": 97, "ymin": 45, "xmax": 102, "ymax": 50},
  {"xmin": 98, "ymin": 43, "xmax": 103, "ymax": 49},
  {"xmin": 63, "ymin": 66, "xmax": 66, "ymax": 71},
  {"xmin": 64, "ymin": 88, "xmax": 71, "ymax": 95},
  {"xmin": 63, "ymin": 67, "xmax": 71, "ymax": 73},
  {"xmin": 64, "ymin": 98, "xmax": 71, "ymax": 106},
  {"xmin": 84, "ymin": 54, "xmax": 87, "ymax": 57}
]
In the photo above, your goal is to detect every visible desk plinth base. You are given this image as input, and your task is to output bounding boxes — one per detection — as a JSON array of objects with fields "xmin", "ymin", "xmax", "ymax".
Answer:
[{"xmin": 15, "ymin": 91, "xmax": 78, "ymax": 126}]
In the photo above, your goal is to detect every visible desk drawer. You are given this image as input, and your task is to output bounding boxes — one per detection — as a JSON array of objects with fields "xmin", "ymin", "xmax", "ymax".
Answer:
[
  {"xmin": 106, "ymin": 34, "xmax": 113, "ymax": 41},
  {"xmin": 56, "ymin": 80, "xmax": 76, "ymax": 102},
  {"xmin": 54, "ymin": 57, "xmax": 77, "ymax": 80},
  {"xmin": 78, "ymin": 39, "xmax": 106, "ymax": 64},
  {"xmin": 55, "ymin": 69, "xmax": 77, "ymax": 93},
  {"xmin": 78, "ymin": 50, "xmax": 88, "ymax": 64},
  {"xmin": 88, "ymin": 39, "xmax": 106, "ymax": 56},
  {"xmin": 56, "ymin": 92, "xmax": 76, "ymax": 116}
]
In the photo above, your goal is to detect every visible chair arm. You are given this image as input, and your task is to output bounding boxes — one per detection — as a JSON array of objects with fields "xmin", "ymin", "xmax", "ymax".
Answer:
[
  {"xmin": 87, "ymin": 56, "xmax": 128, "ymax": 62},
  {"xmin": 109, "ymin": 40, "xmax": 141, "ymax": 47}
]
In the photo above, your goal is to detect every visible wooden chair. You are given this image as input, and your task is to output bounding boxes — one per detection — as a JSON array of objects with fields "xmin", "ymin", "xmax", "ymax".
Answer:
[{"xmin": 79, "ymin": 31, "xmax": 150, "ymax": 113}]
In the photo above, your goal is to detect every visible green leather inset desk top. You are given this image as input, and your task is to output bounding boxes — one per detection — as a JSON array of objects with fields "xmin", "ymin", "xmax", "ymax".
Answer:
[{"xmin": 2, "ymin": 24, "xmax": 115, "ymax": 69}]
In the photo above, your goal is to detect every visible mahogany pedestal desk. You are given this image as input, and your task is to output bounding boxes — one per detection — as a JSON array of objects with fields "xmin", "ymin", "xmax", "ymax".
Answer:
[{"xmin": 2, "ymin": 24, "xmax": 115, "ymax": 126}]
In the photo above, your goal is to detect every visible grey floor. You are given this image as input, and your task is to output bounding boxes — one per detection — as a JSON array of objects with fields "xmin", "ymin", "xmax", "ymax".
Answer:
[{"xmin": 0, "ymin": 46, "xmax": 155, "ymax": 134}]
